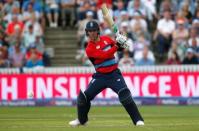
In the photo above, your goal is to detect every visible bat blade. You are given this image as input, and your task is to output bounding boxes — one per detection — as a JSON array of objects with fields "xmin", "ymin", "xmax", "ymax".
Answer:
[
  {"xmin": 101, "ymin": 4, "xmax": 119, "ymax": 34},
  {"xmin": 101, "ymin": 4, "xmax": 129, "ymax": 49}
]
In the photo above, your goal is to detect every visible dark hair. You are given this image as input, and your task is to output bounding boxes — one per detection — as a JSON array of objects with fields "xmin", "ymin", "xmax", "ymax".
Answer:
[
  {"xmin": 29, "ymin": 24, "xmax": 33, "ymax": 29},
  {"xmin": 172, "ymin": 51, "xmax": 180, "ymax": 61}
]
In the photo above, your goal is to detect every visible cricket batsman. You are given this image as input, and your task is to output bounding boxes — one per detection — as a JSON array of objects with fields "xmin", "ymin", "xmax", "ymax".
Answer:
[{"xmin": 69, "ymin": 20, "xmax": 144, "ymax": 127}]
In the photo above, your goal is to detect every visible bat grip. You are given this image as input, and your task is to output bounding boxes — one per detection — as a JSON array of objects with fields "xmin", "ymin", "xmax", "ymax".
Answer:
[{"xmin": 112, "ymin": 24, "xmax": 119, "ymax": 35}]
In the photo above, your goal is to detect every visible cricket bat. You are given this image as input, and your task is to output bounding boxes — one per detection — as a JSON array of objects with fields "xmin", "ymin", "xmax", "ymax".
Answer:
[
  {"xmin": 101, "ymin": 4, "xmax": 129, "ymax": 49},
  {"xmin": 101, "ymin": 4, "xmax": 119, "ymax": 36}
]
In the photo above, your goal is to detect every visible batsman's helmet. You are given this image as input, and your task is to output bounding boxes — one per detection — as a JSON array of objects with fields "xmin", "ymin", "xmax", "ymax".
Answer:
[{"xmin": 85, "ymin": 21, "xmax": 100, "ymax": 36}]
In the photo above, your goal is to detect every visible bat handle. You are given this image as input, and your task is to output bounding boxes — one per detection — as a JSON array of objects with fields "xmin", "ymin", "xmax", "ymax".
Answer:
[{"xmin": 111, "ymin": 24, "xmax": 119, "ymax": 35}]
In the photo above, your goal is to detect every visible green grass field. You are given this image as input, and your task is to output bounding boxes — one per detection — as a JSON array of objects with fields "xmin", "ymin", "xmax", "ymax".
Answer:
[{"xmin": 0, "ymin": 106, "xmax": 199, "ymax": 131}]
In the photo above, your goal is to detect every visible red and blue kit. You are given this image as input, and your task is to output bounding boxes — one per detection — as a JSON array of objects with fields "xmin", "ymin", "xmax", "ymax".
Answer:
[
  {"xmin": 86, "ymin": 36, "xmax": 118, "ymax": 73},
  {"xmin": 73, "ymin": 21, "xmax": 144, "ymax": 126}
]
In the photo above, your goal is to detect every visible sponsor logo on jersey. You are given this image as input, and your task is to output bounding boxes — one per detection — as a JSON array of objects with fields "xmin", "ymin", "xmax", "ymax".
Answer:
[
  {"xmin": 96, "ymin": 45, "xmax": 100, "ymax": 49},
  {"xmin": 104, "ymin": 41, "xmax": 108, "ymax": 45},
  {"xmin": 117, "ymin": 79, "xmax": 121, "ymax": 81}
]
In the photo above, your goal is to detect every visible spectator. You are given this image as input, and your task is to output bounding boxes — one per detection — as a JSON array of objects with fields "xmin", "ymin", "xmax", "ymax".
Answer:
[
  {"xmin": 113, "ymin": 0, "xmax": 126, "ymax": 21},
  {"xmin": 22, "ymin": 24, "xmax": 37, "ymax": 48},
  {"xmin": 182, "ymin": 48, "xmax": 198, "ymax": 64},
  {"xmin": 154, "ymin": 9, "xmax": 175, "ymax": 58},
  {"xmin": 25, "ymin": 46, "xmax": 44, "ymax": 68},
  {"xmin": 192, "ymin": 19, "xmax": 199, "ymax": 29},
  {"xmin": 188, "ymin": 27, "xmax": 199, "ymax": 48},
  {"xmin": 127, "ymin": 0, "xmax": 147, "ymax": 19},
  {"xmin": 141, "ymin": 0, "xmax": 157, "ymax": 21},
  {"xmin": 6, "ymin": 28, "xmax": 21, "ymax": 47},
  {"xmin": 178, "ymin": 0, "xmax": 197, "ymax": 16},
  {"xmin": 22, "ymin": 3, "xmax": 41, "ymax": 23},
  {"xmin": 159, "ymin": 0, "xmax": 178, "ymax": 17},
  {"xmin": 2, "ymin": 0, "xmax": 20, "ymax": 15},
  {"xmin": 45, "ymin": 0, "xmax": 59, "ymax": 28},
  {"xmin": 116, "ymin": 10, "xmax": 129, "ymax": 28},
  {"xmin": 22, "ymin": 0, "xmax": 45, "ymax": 30},
  {"xmin": 131, "ymin": 21, "xmax": 151, "ymax": 42},
  {"xmin": 8, "ymin": 39, "xmax": 26, "ymax": 67},
  {"xmin": 8, "ymin": 37, "xmax": 26, "ymax": 55},
  {"xmin": 133, "ymin": 35, "xmax": 150, "ymax": 53},
  {"xmin": 175, "ymin": 11, "xmax": 189, "ymax": 28},
  {"xmin": 129, "ymin": 11, "xmax": 148, "ymax": 32},
  {"xmin": 22, "ymin": 0, "xmax": 43, "ymax": 13},
  {"xmin": 31, "ymin": 36, "xmax": 51, "ymax": 67},
  {"xmin": 23, "ymin": 13, "xmax": 43, "ymax": 37},
  {"xmin": 3, "ymin": 6, "xmax": 22, "ymax": 24},
  {"xmin": 36, "ymin": 36, "xmax": 45, "ymax": 53},
  {"xmin": 6, "ymin": 14, "xmax": 24, "ymax": 36},
  {"xmin": 192, "ymin": 8, "xmax": 199, "ymax": 30},
  {"xmin": 179, "ymin": 2, "xmax": 193, "ymax": 24},
  {"xmin": 119, "ymin": 49, "xmax": 134, "ymax": 67},
  {"xmin": 188, "ymin": 28, "xmax": 199, "ymax": 62},
  {"xmin": 166, "ymin": 51, "xmax": 181, "ymax": 65},
  {"xmin": 134, "ymin": 45, "xmax": 155, "ymax": 66},
  {"xmin": 5, "ymin": 15, "xmax": 24, "ymax": 46},
  {"xmin": 78, "ymin": 0, "xmax": 97, "ymax": 20},
  {"xmin": 172, "ymin": 18, "xmax": 189, "ymax": 45},
  {"xmin": 168, "ymin": 40, "xmax": 185, "ymax": 62},
  {"xmin": 61, "ymin": 0, "xmax": 75, "ymax": 29}
]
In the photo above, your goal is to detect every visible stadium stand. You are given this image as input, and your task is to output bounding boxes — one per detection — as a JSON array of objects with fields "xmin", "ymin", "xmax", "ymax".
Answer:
[
  {"xmin": 45, "ymin": 27, "xmax": 79, "ymax": 66},
  {"xmin": 0, "ymin": 0, "xmax": 198, "ymax": 68}
]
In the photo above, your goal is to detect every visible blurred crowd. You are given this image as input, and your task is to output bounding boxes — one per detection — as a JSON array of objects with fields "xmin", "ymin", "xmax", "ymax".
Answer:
[
  {"xmin": 75, "ymin": 0, "xmax": 199, "ymax": 67},
  {"xmin": 0, "ymin": 0, "xmax": 51, "ymax": 68},
  {"xmin": 0, "ymin": 0, "xmax": 198, "ymax": 68}
]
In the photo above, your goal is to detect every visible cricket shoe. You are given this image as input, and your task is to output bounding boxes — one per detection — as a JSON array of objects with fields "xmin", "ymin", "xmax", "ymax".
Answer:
[
  {"xmin": 136, "ymin": 120, "xmax": 144, "ymax": 126},
  {"xmin": 69, "ymin": 119, "xmax": 87, "ymax": 127}
]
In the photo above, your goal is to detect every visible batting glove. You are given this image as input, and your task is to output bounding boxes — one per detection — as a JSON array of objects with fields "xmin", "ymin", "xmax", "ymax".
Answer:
[{"xmin": 116, "ymin": 33, "xmax": 129, "ymax": 49}]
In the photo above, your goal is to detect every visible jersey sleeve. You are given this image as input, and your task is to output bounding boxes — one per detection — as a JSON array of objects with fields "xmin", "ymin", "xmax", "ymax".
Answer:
[{"xmin": 105, "ymin": 36, "xmax": 117, "ymax": 46}]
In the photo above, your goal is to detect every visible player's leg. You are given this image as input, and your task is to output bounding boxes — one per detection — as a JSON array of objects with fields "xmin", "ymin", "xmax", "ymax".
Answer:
[
  {"xmin": 118, "ymin": 88, "xmax": 144, "ymax": 125},
  {"xmin": 69, "ymin": 76, "xmax": 106, "ymax": 126},
  {"xmin": 77, "ymin": 90, "xmax": 90, "ymax": 125},
  {"xmin": 108, "ymin": 70, "xmax": 144, "ymax": 125},
  {"xmin": 69, "ymin": 89, "xmax": 91, "ymax": 127},
  {"xmin": 78, "ymin": 78, "xmax": 106, "ymax": 124}
]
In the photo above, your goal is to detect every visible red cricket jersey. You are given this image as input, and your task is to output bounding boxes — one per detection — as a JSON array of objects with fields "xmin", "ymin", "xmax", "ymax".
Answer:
[{"xmin": 86, "ymin": 35, "xmax": 118, "ymax": 73}]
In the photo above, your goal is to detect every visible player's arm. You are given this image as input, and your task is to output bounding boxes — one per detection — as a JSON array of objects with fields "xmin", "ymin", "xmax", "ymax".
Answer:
[
  {"xmin": 101, "ymin": 4, "xmax": 129, "ymax": 49},
  {"xmin": 86, "ymin": 45, "xmax": 118, "ymax": 59},
  {"xmin": 116, "ymin": 43, "xmax": 125, "ymax": 51},
  {"xmin": 115, "ymin": 33, "xmax": 129, "ymax": 49},
  {"xmin": 108, "ymin": 36, "xmax": 124, "ymax": 51}
]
